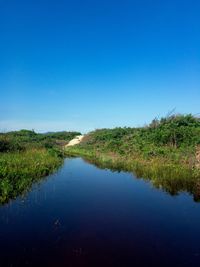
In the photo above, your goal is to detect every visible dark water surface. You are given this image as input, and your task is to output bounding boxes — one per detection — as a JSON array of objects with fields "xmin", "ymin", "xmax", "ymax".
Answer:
[{"xmin": 0, "ymin": 158, "xmax": 200, "ymax": 267}]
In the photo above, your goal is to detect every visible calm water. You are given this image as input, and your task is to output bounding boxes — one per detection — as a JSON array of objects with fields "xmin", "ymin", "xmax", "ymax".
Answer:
[{"xmin": 0, "ymin": 158, "xmax": 200, "ymax": 267}]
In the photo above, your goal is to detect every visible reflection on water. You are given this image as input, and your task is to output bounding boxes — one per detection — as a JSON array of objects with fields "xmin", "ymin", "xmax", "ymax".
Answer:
[
  {"xmin": 0, "ymin": 170, "xmax": 57, "ymax": 205},
  {"xmin": 0, "ymin": 158, "xmax": 200, "ymax": 267},
  {"xmin": 83, "ymin": 157, "xmax": 200, "ymax": 203},
  {"xmin": 0, "ymin": 156, "xmax": 200, "ymax": 205}
]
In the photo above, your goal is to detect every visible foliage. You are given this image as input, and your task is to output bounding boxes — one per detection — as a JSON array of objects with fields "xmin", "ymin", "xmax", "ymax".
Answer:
[
  {"xmin": 0, "ymin": 148, "xmax": 62, "ymax": 204},
  {"xmin": 0, "ymin": 130, "xmax": 81, "ymax": 152},
  {"xmin": 74, "ymin": 114, "xmax": 200, "ymax": 164},
  {"xmin": 66, "ymin": 114, "xmax": 200, "ymax": 200},
  {"xmin": 0, "ymin": 129, "xmax": 81, "ymax": 204}
]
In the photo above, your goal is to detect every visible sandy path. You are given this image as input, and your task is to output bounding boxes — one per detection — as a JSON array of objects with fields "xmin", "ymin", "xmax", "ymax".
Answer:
[{"xmin": 65, "ymin": 135, "xmax": 84, "ymax": 147}]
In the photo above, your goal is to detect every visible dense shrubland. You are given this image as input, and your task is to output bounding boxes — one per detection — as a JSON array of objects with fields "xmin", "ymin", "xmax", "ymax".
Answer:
[
  {"xmin": 68, "ymin": 114, "xmax": 200, "ymax": 164},
  {"xmin": 0, "ymin": 130, "xmax": 81, "ymax": 152}
]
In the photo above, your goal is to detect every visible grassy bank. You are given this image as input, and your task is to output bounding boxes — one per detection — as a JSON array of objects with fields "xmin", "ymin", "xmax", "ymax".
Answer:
[
  {"xmin": 0, "ymin": 148, "xmax": 62, "ymax": 203},
  {"xmin": 0, "ymin": 130, "xmax": 80, "ymax": 204},
  {"xmin": 66, "ymin": 114, "xmax": 200, "ymax": 201}
]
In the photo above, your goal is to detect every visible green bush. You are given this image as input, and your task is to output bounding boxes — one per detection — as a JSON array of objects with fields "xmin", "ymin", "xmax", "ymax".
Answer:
[{"xmin": 66, "ymin": 113, "xmax": 200, "ymax": 178}]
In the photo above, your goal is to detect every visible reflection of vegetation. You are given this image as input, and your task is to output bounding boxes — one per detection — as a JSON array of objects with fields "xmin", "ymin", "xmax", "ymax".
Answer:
[
  {"xmin": 79, "ymin": 155, "xmax": 200, "ymax": 202},
  {"xmin": 0, "ymin": 130, "xmax": 80, "ymax": 204},
  {"xmin": 66, "ymin": 114, "xmax": 200, "ymax": 202}
]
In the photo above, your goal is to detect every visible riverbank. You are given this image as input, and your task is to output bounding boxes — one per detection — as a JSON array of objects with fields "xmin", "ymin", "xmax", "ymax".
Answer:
[
  {"xmin": 0, "ymin": 148, "xmax": 62, "ymax": 203},
  {"xmin": 65, "ymin": 114, "xmax": 200, "ymax": 199},
  {"xmin": 0, "ymin": 130, "xmax": 80, "ymax": 203}
]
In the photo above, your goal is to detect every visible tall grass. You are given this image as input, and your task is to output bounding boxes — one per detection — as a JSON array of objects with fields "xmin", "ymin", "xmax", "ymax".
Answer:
[
  {"xmin": 0, "ymin": 129, "xmax": 81, "ymax": 204},
  {"xmin": 66, "ymin": 146, "xmax": 200, "ymax": 202},
  {"xmin": 0, "ymin": 148, "xmax": 63, "ymax": 204}
]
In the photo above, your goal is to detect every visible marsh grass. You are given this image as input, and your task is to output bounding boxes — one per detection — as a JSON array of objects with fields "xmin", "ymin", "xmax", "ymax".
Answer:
[
  {"xmin": 0, "ymin": 148, "xmax": 63, "ymax": 204},
  {"xmin": 66, "ymin": 146, "xmax": 200, "ymax": 202},
  {"xmin": 0, "ymin": 129, "xmax": 81, "ymax": 204}
]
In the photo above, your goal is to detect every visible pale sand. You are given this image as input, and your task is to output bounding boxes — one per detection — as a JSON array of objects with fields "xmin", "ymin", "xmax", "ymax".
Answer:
[{"xmin": 65, "ymin": 135, "xmax": 84, "ymax": 147}]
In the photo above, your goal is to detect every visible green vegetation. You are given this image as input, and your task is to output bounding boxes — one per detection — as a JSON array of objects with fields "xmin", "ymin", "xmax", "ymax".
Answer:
[
  {"xmin": 0, "ymin": 130, "xmax": 80, "ymax": 204},
  {"xmin": 66, "ymin": 114, "xmax": 200, "ymax": 201},
  {"xmin": 1, "ymin": 115, "xmax": 200, "ymax": 203},
  {"xmin": 0, "ymin": 129, "xmax": 81, "ymax": 152}
]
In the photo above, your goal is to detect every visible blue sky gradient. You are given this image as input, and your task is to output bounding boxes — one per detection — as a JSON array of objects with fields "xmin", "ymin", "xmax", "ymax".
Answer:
[{"xmin": 0, "ymin": 0, "xmax": 200, "ymax": 132}]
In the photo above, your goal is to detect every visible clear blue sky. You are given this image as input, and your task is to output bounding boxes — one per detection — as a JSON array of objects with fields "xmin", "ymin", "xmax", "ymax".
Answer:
[{"xmin": 0, "ymin": 0, "xmax": 199, "ymax": 133}]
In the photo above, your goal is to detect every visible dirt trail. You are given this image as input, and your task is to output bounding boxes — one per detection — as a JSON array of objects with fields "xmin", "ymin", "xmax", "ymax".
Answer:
[{"xmin": 65, "ymin": 135, "xmax": 84, "ymax": 147}]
